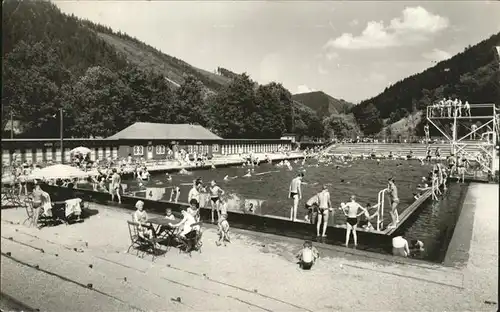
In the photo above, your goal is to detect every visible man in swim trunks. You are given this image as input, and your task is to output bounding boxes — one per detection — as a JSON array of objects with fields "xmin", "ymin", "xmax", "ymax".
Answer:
[
  {"xmin": 316, "ymin": 185, "xmax": 332, "ymax": 237},
  {"xmin": 446, "ymin": 154, "xmax": 456, "ymax": 175},
  {"xmin": 424, "ymin": 124, "xmax": 430, "ymax": 143},
  {"xmin": 289, "ymin": 172, "xmax": 304, "ymax": 221},
  {"xmin": 110, "ymin": 169, "xmax": 121, "ymax": 204},
  {"xmin": 340, "ymin": 195, "xmax": 367, "ymax": 248},
  {"xmin": 426, "ymin": 146, "xmax": 432, "ymax": 162},
  {"xmin": 387, "ymin": 178, "xmax": 399, "ymax": 229},
  {"xmin": 209, "ymin": 180, "xmax": 225, "ymax": 223}
]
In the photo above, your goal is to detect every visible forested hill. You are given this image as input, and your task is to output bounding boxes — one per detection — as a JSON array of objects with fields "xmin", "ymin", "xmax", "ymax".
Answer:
[
  {"xmin": 292, "ymin": 91, "xmax": 354, "ymax": 116},
  {"xmin": 352, "ymin": 32, "xmax": 500, "ymax": 135},
  {"xmin": 1, "ymin": 0, "xmax": 325, "ymax": 140}
]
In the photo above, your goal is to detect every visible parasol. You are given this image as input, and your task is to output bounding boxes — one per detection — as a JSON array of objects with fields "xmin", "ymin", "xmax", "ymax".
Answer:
[
  {"xmin": 70, "ymin": 146, "xmax": 92, "ymax": 155},
  {"xmin": 29, "ymin": 164, "xmax": 92, "ymax": 180}
]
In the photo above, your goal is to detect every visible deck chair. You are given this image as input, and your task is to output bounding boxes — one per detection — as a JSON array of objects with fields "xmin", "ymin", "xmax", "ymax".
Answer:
[{"xmin": 126, "ymin": 220, "xmax": 162, "ymax": 261}]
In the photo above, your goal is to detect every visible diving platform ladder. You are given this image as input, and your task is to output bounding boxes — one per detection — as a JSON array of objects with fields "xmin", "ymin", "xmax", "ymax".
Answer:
[
  {"xmin": 426, "ymin": 103, "xmax": 498, "ymax": 175},
  {"xmin": 375, "ymin": 188, "xmax": 387, "ymax": 231}
]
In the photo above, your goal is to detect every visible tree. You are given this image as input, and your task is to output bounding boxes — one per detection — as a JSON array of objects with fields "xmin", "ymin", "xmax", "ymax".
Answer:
[
  {"xmin": 211, "ymin": 73, "xmax": 256, "ymax": 138},
  {"xmin": 67, "ymin": 66, "xmax": 131, "ymax": 137},
  {"xmin": 354, "ymin": 103, "xmax": 383, "ymax": 134},
  {"xmin": 170, "ymin": 74, "xmax": 207, "ymax": 125},
  {"xmin": 322, "ymin": 114, "xmax": 361, "ymax": 139},
  {"xmin": 2, "ymin": 41, "xmax": 70, "ymax": 137}
]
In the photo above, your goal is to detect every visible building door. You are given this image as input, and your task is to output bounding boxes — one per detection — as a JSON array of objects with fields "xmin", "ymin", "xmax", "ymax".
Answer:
[{"xmin": 147, "ymin": 146, "xmax": 153, "ymax": 160}]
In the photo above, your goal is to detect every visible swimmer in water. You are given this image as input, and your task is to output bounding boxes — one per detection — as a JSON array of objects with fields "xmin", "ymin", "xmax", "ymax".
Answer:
[
  {"xmin": 289, "ymin": 172, "xmax": 304, "ymax": 221},
  {"xmin": 340, "ymin": 195, "xmax": 367, "ymax": 248},
  {"xmin": 243, "ymin": 169, "xmax": 252, "ymax": 177},
  {"xmin": 165, "ymin": 173, "xmax": 172, "ymax": 181},
  {"xmin": 223, "ymin": 175, "xmax": 229, "ymax": 181}
]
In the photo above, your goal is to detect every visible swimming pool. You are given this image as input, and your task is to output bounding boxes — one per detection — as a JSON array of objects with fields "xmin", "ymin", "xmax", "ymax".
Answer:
[{"xmin": 123, "ymin": 158, "xmax": 432, "ymax": 226}]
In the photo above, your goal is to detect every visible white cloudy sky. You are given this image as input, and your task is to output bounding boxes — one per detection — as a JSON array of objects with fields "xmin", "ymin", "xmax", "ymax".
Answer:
[{"xmin": 55, "ymin": 1, "xmax": 500, "ymax": 103}]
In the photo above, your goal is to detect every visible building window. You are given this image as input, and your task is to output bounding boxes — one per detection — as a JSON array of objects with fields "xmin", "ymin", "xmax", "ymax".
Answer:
[
  {"xmin": 156, "ymin": 145, "xmax": 166, "ymax": 155},
  {"xmin": 133, "ymin": 145, "xmax": 144, "ymax": 156},
  {"xmin": 212, "ymin": 144, "xmax": 219, "ymax": 152}
]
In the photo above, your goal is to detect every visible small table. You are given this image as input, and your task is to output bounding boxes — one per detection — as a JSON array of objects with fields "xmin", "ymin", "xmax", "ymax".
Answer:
[{"xmin": 147, "ymin": 217, "xmax": 179, "ymax": 239}]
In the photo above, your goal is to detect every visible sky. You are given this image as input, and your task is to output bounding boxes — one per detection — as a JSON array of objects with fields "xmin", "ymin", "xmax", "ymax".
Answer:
[{"xmin": 55, "ymin": 1, "xmax": 500, "ymax": 103}]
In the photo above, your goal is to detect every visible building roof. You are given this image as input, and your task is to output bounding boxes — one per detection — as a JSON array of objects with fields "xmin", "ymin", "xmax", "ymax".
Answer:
[{"xmin": 106, "ymin": 122, "xmax": 223, "ymax": 141}]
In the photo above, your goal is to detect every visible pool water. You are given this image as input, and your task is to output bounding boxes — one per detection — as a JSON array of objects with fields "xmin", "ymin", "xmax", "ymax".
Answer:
[
  {"xmin": 401, "ymin": 182, "xmax": 468, "ymax": 263},
  {"xmin": 123, "ymin": 158, "xmax": 432, "ymax": 226}
]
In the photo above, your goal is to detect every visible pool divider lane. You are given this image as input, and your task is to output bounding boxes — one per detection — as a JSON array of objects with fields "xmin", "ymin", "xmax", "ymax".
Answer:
[{"xmin": 385, "ymin": 189, "xmax": 433, "ymax": 236}]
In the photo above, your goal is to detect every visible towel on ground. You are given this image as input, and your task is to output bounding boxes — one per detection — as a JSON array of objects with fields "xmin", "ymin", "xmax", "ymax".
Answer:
[{"xmin": 65, "ymin": 198, "xmax": 82, "ymax": 217}]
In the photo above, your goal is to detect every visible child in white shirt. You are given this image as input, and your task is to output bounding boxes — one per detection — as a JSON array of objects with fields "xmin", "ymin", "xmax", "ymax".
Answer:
[{"xmin": 296, "ymin": 241, "xmax": 319, "ymax": 270}]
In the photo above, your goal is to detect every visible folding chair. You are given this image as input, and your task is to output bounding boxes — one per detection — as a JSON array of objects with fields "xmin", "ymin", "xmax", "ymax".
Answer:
[
  {"xmin": 22, "ymin": 198, "xmax": 35, "ymax": 226},
  {"xmin": 2, "ymin": 186, "xmax": 25, "ymax": 209},
  {"xmin": 175, "ymin": 224, "xmax": 203, "ymax": 256},
  {"xmin": 126, "ymin": 221, "xmax": 162, "ymax": 261}
]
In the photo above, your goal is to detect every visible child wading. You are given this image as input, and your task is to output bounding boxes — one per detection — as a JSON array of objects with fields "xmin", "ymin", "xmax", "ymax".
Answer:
[{"xmin": 296, "ymin": 241, "xmax": 319, "ymax": 270}]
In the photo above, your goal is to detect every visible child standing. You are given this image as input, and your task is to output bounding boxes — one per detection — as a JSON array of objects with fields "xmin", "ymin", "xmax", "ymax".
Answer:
[
  {"xmin": 216, "ymin": 213, "xmax": 230, "ymax": 246},
  {"xmin": 296, "ymin": 241, "xmax": 319, "ymax": 270}
]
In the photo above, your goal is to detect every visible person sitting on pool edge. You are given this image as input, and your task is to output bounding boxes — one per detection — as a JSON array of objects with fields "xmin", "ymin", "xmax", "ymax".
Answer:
[
  {"xmin": 392, "ymin": 235, "xmax": 410, "ymax": 257},
  {"xmin": 296, "ymin": 240, "xmax": 319, "ymax": 270},
  {"xmin": 358, "ymin": 203, "xmax": 379, "ymax": 231}
]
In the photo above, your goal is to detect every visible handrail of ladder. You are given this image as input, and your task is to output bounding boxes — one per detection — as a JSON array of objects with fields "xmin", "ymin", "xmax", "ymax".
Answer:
[{"xmin": 376, "ymin": 188, "xmax": 388, "ymax": 231}]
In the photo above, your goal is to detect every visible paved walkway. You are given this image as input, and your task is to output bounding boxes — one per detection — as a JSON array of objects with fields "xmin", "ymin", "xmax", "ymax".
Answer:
[{"xmin": 1, "ymin": 183, "xmax": 498, "ymax": 311}]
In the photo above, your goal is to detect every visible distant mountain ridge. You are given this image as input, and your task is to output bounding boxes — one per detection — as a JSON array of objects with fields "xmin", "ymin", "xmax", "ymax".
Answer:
[
  {"xmin": 93, "ymin": 30, "xmax": 231, "ymax": 92},
  {"xmin": 292, "ymin": 91, "xmax": 355, "ymax": 117},
  {"xmin": 352, "ymin": 32, "xmax": 500, "ymax": 134}
]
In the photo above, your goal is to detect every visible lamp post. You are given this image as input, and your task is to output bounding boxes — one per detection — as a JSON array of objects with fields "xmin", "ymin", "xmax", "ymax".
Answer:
[
  {"xmin": 10, "ymin": 111, "xmax": 13, "ymax": 139},
  {"xmin": 60, "ymin": 108, "xmax": 64, "ymax": 164}
]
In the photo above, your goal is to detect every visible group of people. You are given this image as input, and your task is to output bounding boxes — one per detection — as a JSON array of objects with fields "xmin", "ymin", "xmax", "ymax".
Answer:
[
  {"xmin": 429, "ymin": 98, "xmax": 471, "ymax": 118},
  {"xmin": 187, "ymin": 178, "xmax": 226, "ymax": 224},
  {"xmin": 289, "ymin": 173, "xmax": 401, "ymax": 247}
]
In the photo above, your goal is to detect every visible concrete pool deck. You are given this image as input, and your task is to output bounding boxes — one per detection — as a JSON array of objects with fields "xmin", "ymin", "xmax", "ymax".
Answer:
[{"xmin": 1, "ymin": 183, "xmax": 497, "ymax": 311}]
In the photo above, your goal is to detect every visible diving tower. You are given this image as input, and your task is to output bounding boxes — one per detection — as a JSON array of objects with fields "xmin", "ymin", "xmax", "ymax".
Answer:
[{"xmin": 426, "ymin": 103, "xmax": 499, "ymax": 176}]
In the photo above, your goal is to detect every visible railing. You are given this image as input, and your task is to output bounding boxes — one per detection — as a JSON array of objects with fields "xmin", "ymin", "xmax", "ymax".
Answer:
[{"xmin": 376, "ymin": 188, "xmax": 388, "ymax": 231}]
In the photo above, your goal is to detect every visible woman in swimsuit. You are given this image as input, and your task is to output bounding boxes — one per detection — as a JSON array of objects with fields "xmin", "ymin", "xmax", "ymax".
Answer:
[
  {"xmin": 31, "ymin": 183, "xmax": 51, "ymax": 228},
  {"xmin": 341, "ymin": 195, "xmax": 367, "ymax": 248}
]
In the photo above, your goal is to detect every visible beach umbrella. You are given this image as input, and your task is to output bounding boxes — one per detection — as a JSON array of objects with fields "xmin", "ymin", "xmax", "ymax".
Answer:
[
  {"xmin": 29, "ymin": 164, "xmax": 91, "ymax": 180},
  {"xmin": 70, "ymin": 146, "xmax": 92, "ymax": 155}
]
